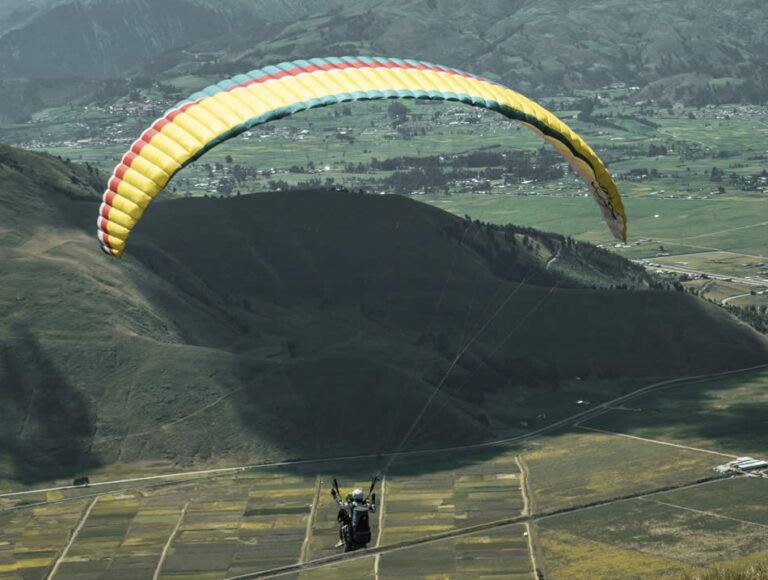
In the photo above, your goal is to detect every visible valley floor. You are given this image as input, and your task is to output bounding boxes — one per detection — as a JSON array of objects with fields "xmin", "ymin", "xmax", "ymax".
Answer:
[{"xmin": 2, "ymin": 366, "xmax": 768, "ymax": 578}]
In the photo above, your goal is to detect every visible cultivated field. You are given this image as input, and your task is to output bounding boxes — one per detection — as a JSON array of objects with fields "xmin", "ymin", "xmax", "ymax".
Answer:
[
  {"xmin": 3, "ymin": 363, "xmax": 768, "ymax": 579},
  {"xmin": 584, "ymin": 369, "xmax": 768, "ymax": 458},
  {"xmin": 539, "ymin": 478, "xmax": 768, "ymax": 576},
  {"xmin": 523, "ymin": 431, "xmax": 722, "ymax": 514},
  {"xmin": 0, "ymin": 449, "xmax": 530, "ymax": 579},
  {"xmin": 3, "ymin": 91, "xmax": 768, "ymax": 577},
  {"xmin": 15, "ymin": 86, "xmax": 768, "ymax": 314}
]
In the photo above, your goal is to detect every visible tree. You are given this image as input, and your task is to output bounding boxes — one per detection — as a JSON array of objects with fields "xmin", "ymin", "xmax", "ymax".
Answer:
[
  {"xmin": 387, "ymin": 101, "xmax": 408, "ymax": 122},
  {"xmin": 577, "ymin": 98, "xmax": 596, "ymax": 121}
]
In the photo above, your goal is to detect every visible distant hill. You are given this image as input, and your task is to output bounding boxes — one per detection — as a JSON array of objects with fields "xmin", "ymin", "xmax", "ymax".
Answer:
[
  {"xmin": 0, "ymin": 0, "xmax": 354, "ymax": 78},
  {"xmin": 1, "ymin": 145, "xmax": 766, "ymax": 483},
  {"xmin": 163, "ymin": 0, "xmax": 768, "ymax": 100},
  {"xmin": 1, "ymin": 0, "xmax": 766, "ymax": 107}
]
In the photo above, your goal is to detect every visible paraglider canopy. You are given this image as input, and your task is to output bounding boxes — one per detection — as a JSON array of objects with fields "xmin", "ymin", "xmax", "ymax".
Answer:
[{"xmin": 97, "ymin": 56, "xmax": 627, "ymax": 258}]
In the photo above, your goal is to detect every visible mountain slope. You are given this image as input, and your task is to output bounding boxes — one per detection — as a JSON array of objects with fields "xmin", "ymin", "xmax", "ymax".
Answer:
[
  {"xmin": 0, "ymin": 0, "xmax": 354, "ymax": 79},
  {"xmin": 2, "ymin": 1, "xmax": 766, "ymax": 123},
  {"xmin": 5, "ymin": 0, "xmax": 765, "ymax": 94},
  {"xmin": 1, "ymin": 146, "xmax": 766, "ymax": 483}
]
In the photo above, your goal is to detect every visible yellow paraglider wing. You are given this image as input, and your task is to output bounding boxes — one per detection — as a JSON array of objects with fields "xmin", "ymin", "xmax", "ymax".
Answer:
[{"xmin": 97, "ymin": 57, "xmax": 627, "ymax": 257}]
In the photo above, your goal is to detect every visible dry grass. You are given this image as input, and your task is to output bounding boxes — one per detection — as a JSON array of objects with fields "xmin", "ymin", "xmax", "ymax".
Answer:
[
  {"xmin": 538, "ymin": 528, "xmax": 697, "ymax": 579},
  {"xmin": 681, "ymin": 561, "xmax": 768, "ymax": 580}
]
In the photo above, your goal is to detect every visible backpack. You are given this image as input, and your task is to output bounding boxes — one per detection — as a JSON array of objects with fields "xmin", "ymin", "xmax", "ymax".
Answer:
[{"xmin": 351, "ymin": 505, "xmax": 371, "ymax": 544}]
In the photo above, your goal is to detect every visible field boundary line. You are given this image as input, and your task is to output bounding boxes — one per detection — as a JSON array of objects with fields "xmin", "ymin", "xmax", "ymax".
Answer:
[
  {"xmin": 225, "ymin": 475, "xmax": 738, "ymax": 579},
  {"xmin": 652, "ymin": 239, "xmax": 768, "ymax": 261},
  {"xmin": 224, "ymin": 513, "xmax": 529, "ymax": 579},
  {"xmin": 153, "ymin": 501, "xmax": 188, "ymax": 580},
  {"xmin": 638, "ymin": 497, "xmax": 768, "ymax": 529},
  {"xmin": 523, "ymin": 522, "xmax": 538, "ymax": 580},
  {"xmin": 46, "ymin": 496, "xmax": 99, "ymax": 579},
  {"xmin": 517, "ymin": 455, "xmax": 544, "ymax": 579},
  {"xmin": 574, "ymin": 425, "xmax": 737, "ymax": 459},
  {"xmin": 534, "ymin": 475, "xmax": 735, "ymax": 524},
  {"xmin": 667, "ymin": 220, "xmax": 768, "ymax": 241},
  {"xmin": 374, "ymin": 475, "xmax": 386, "ymax": 579},
  {"xmin": 516, "ymin": 455, "xmax": 531, "ymax": 517},
  {"xmin": 299, "ymin": 477, "xmax": 322, "ymax": 564}
]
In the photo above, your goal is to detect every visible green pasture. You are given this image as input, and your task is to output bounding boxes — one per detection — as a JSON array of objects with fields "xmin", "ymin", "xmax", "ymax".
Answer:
[
  {"xmin": 0, "ymin": 471, "xmax": 319, "ymax": 579},
  {"xmin": 683, "ymin": 278, "xmax": 766, "ymax": 304},
  {"xmin": 378, "ymin": 525, "xmax": 532, "ymax": 579},
  {"xmin": 539, "ymin": 479, "xmax": 768, "ymax": 567},
  {"xmin": 584, "ymin": 369, "xmax": 768, "ymax": 458},
  {"xmin": 298, "ymin": 525, "xmax": 532, "ymax": 579},
  {"xmin": 0, "ymin": 387, "xmax": 765, "ymax": 578},
  {"xmin": 657, "ymin": 477, "xmax": 768, "ymax": 526},
  {"xmin": 24, "ymin": 95, "xmax": 768, "ymax": 286},
  {"xmin": 423, "ymin": 194, "xmax": 768, "ymax": 256},
  {"xmin": 421, "ymin": 192, "xmax": 768, "ymax": 295},
  {"xmin": 724, "ymin": 293, "xmax": 768, "ymax": 307},
  {"xmin": 538, "ymin": 527, "xmax": 698, "ymax": 579},
  {"xmin": 298, "ymin": 557, "xmax": 375, "ymax": 578},
  {"xmin": 654, "ymin": 251, "xmax": 768, "ymax": 274},
  {"xmin": 529, "ymin": 370, "xmax": 768, "ymax": 577},
  {"xmin": 0, "ymin": 499, "xmax": 86, "ymax": 578},
  {"xmin": 0, "ymin": 450, "xmax": 531, "ymax": 579},
  {"xmin": 381, "ymin": 450, "xmax": 523, "ymax": 545},
  {"xmin": 523, "ymin": 431, "xmax": 719, "ymax": 513}
]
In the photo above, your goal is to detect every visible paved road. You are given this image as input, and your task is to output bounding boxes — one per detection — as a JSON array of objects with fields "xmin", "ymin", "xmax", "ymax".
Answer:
[{"xmin": 635, "ymin": 259, "xmax": 768, "ymax": 287}]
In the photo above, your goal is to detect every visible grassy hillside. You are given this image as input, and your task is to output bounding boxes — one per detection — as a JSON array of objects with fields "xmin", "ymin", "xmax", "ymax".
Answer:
[{"xmin": 1, "ymin": 145, "xmax": 766, "ymax": 483}]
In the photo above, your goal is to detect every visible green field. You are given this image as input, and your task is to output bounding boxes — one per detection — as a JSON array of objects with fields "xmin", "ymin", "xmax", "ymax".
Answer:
[
  {"xmin": 24, "ymin": 95, "xmax": 768, "ymax": 307},
  {"xmin": 523, "ymin": 431, "xmax": 720, "ymax": 514},
  {"xmin": 527, "ymin": 369, "xmax": 768, "ymax": 579},
  {"xmin": 377, "ymin": 525, "xmax": 533, "ymax": 579},
  {"xmin": 538, "ymin": 527, "xmax": 698, "ymax": 579},
  {"xmin": 0, "ymin": 449, "xmax": 531, "ymax": 579},
  {"xmin": 583, "ymin": 369, "xmax": 768, "ymax": 457},
  {"xmin": 540, "ymin": 478, "xmax": 768, "ymax": 574},
  {"xmin": 3, "ymin": 363, "xmax": 768, "ymax": 579},
  {"xmin": 3, "ymin": 89, "xmax": 768, "ymax": 578}
]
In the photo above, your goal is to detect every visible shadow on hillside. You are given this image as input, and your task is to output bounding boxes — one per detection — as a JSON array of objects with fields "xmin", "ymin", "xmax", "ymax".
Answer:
[
  {"xmin": 229, "ymin": 352, "xmax": 507, "ymax": 472},
  {"xmin": 581, "ymin": 378, "xmax": 768, "ymax": 456},
  {"xmin": 693, "ymin": 401, "xmax": 768, "ymax": 452},
  {"xmin": 228, "ymin": 348, "xmax": 768, "ymax": 475},
  {"xmin": 0, "ymin": 327, "xmax": 101, "ymax": 484},
  {"xmin": 273, "ymin": 443, "xmax": 522, "ymax": 481},
  {"xmin": 72, "ymin": 190, "xmax": 768, "ymax": 471}
]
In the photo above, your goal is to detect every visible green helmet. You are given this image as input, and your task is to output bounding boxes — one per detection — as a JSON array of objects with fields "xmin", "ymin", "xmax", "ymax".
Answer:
[{"xmin": 345, "ymin": 492, "xmax": 353, "ymax": 502}]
